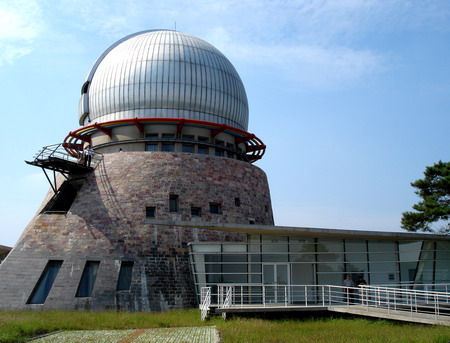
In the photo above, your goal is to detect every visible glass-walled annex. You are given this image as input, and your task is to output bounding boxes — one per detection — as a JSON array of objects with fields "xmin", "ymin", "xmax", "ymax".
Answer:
[{"xmin": 189, "ymin": 234, "xmax": 450, "ymax": 298}]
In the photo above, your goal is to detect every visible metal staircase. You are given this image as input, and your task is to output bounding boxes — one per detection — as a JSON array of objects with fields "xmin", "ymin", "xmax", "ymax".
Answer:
[{"xmin": 26, "ymin": 143, "xmax": 102, "ymax": 194}]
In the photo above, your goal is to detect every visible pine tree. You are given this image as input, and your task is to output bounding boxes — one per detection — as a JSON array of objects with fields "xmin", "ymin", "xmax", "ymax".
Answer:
[{"xmin": 401, "ymin": 161, "xmax": 450, "ymax": 234}]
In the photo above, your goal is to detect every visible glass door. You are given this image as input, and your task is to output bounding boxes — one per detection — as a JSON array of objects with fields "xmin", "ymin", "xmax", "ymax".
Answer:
[{"xmin": 263, "ymin": 264, "xmax": 289, "ymax": 304}]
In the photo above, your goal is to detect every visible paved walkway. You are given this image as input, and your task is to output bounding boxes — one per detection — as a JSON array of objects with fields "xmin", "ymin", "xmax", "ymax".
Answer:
[
  {"xmin": 329, "ymin": 305, "xmax": 450, "ymax": 326},
  {"xmin": 31, "ymin": 326, "xmax": 219, "ymax": 343}
]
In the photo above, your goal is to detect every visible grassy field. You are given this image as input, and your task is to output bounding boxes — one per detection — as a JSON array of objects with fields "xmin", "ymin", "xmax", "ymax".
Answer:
[{"xmin": 0, "ymin": 309, "xmax": 449, "ymax": 343}]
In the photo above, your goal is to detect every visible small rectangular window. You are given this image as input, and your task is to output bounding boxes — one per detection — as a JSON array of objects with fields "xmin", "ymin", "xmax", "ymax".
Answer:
[
  {"xmin": 210, "ymin": 203, "xmax": 221, "ymax": 214},
  {"xmin": 198, "ymin": 145, "xmax": 208, "ymax": 155},
  {"xmin": 162, "ymin": 133, "xmax": 175, "ymax": 139},
  {"xmin": 116, "ymin": 261, "xmax": 134, "ymax": 291},
  {"xmin": 146, "ymin": 143, "xmax": 158, "ymax": 151},
  {"xmin": 191, "ymin": 207, "xmax": 201, "ymax": 217},
  {"xmin": 215, "ymin": 139, "xmax": 224, "ymax": 146},
  {"xmin": 215, "ymin": 148, "xmax": 224, "ymax": 157},
  {"xmin": 27, "ymin": 260, "xmax": 63, "ymax": 304},
  {"xmin": 198, "ymin": 136, "xmax": 209, "ymax": 142},
  {"xmin": 146, "ymin": 206, "xmax": 156, "ymax": 218},
  {"xmin": 235, "ymin": 197, "xmax": 241, "ymax": 207},
  {"xmin": 169, "ymin": 195, "xmax": 179, "ymax": 212},
  {"xmin": 76, "ymin": 261, "xmax": 100, "ymax": 297},
  {"xmin": 182, "ymin": 144, "xmax": 194, "ymax": 153},
  {"xmin": 146, "ymin": 133, "xmax": 158, "ymax": 140},
  {"xmin": 162, "ymin": 143, "xmax": 175, "ymax": 152},
  {"xmin": 227, "ymin": 151, "xmax": 234, "ymax": 159},
  {"xmin": 182, "ymin": 134, "xmax": 195, "ymax": 141}
]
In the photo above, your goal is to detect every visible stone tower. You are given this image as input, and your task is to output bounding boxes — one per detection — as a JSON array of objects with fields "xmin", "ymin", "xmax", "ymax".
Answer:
[{"xmin": 0, "ymin": 30, "xmax": 272, "ymax": 311}]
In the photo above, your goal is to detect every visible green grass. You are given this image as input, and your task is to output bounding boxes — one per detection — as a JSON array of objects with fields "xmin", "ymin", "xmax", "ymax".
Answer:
[{"xmin": 0, "ymin": 310, "xmax": 449, "ymax": 343}]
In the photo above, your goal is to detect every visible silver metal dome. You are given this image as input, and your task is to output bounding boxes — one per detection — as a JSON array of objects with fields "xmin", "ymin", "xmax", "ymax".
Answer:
[{"xmin": 79, "ymin": 30, "xmax": 249, "ymax": 131}]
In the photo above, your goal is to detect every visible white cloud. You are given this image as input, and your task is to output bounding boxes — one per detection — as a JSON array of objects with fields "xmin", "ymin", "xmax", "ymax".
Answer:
[
  {"xmin": 0, "ymin": 0, "xmax": 44, "ymax": 65},
  {"xmin": 50, "ymin": 0, "xmax": 450, "ymax": 89}
]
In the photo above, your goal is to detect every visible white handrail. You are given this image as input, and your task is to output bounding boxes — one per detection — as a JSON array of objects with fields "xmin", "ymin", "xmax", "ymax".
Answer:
[
  {"xmin": 210, "ymin": 283, "xmax": 450, "ymax": 324},
  {"xmin": 200, "ymin": 287, "xmax": 211, "ymax": 321}
]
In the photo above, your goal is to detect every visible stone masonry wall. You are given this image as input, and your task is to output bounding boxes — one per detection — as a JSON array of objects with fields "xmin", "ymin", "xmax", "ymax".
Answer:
[{"xmin": 0, "ymin": 152, "xmax": 273, "ymax": 311}]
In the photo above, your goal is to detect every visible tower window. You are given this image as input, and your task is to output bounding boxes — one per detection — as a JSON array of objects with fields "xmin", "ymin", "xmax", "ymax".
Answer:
[
  {"xmin": 235, "ymin": 197, "xmax": 241, "ymax": 207},
  {"xmin": 198, "ymin": 136, "xmax": 209, "ymax": 142},
  {"xmin": 215, "ymin": 148, "xmax": 224, "ymax": 157},
  {"xmin": 116, "ymin": 261, "xmax": 134, "ymax": 291},
  {"xmin": 169, "ymin": 195, "xmax": 179, "ymax": 212},
  {"xmin": 146, "ymin": 206, "xmax": 156, "ymax": 218},
  {"xmin": 81, "ymin": 81, "xmax": 89, "ymax": 94},
  {"xmin": 76, "ymin": 261, "xmax": 100, "ymax": 297},
  {"xmin": 198, "ymin": 145, "xmax": 208, "ymax": 155},
  {"xmin": 162, "ymin": 133, "xmax": 175, "ymax": 139},
  {"xmin": 182, "ymin": 134, "xmax": 195, "ymax": 141},
  {"xmin": 27, "ymin": 260, "xmax": 63, "ymax": 304},
  {"xmin": 146, "ymin": 133, "xmax": 158, "ymax": 140},
  {"xmin": 191, "ymin": 207, "xmax": 201, "ymax": 217},
  {"xmin": 209, "ymin": 203, "xmax": 221, "ymax": 214},
  {"xmin": 145, "ymin": 143, "xmax": 158, "ymax": 151},
  {"xmin": 162, "ymin": 143, "xmax": 175, "ymax": 152},
  {"xmin": 182, "ymin": 144, "xmax": 194, "ymax": 153}
]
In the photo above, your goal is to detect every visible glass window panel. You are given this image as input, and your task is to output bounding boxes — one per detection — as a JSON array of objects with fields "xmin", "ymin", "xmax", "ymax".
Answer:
[
  {"xmin": 291, "ymin": 263, "xmax": 314, "ymax": 285},
  {"xmin": 27, "ymin": 260, "xmax": 63, "ymax": 304},
  {"xmin": 277, "ymin": 265, "xmax": 289, "ymax": 284},
  {"xmin": 161, "ymin": 143, "xmax": 174, "ymax": 152},
  {"xmin": 249, "ymin": 263, "xmax": 262, "ymax": 273},
  {"xmin": 436, "ymin": 241, "xmax": 450, "ymax": 282},
  {"xmin": 400, "ymin": 262, "xmax": 418, "ymax": 283},
  {"xmin": 399, "ymin": 241, "xmax": 422, "ymax": 261},
  {"xmin": 345, "ymin": 263, "xmax": 367, "ymax": 273},
  {"xmin": 289, "ymin": 238, "xmax": 315, "ymax": 252},
  {"xmin": 222, "ymin": 274, "xmax": 247, "ymax": 283},
  {"xmin": 76, "ymin": 261, "xmax": 100, "ymax": 297},
  {"xmin": 182, "ymin": 144, "xmax": 194, "ymax": 153},
  {"xmin": 116, "ymin": 261, "xmax": 133, "ymax": 291},
  {"xmin": 415, "ymin": 241, "xmax": 435, "ymax": 283},
  {"xmin": 317, "ymin": 273, "xmax": 341, "ymax": 285},
  {"xmin": 317, "ymin": 239, "xmax": 343, "ymax": 253},
  {"xmin": 222, "ymin": 254, "xmax": 247, "ymax": 263},
  {"xmin": 205, "ymin": 254, "xmax": 221, "ymax": 284},
  {"xmin": 317, "ymin": 262, "xmax": 344, "ymax": 272},
  {"xmin": 262, "ymin": 254, "xmax": 288, "ymax": 262},
  {"xmin": 198, "ymin": 145, "xmax": 208, "ymax": 154},
  {"xmin": 250, "ymin": 254, "xmax": 261, "ymax": 262},
  {"xmin": 344, "ymin": 240, "xmax": 367, "ymax": 253},
  {"xmin": 192, "ymin": 245, "xmax": 221, "ymax": 253},
  {"xmin": 345, "ymin": 252, "xmax": 367, "ymax": 263},
  {"xmin": 368, "ymin": 240, "xmax": 398, "ymax": 262},
  {"xmin": 222, "ymin": 245, "xmax": 246, "ymax": 253},
  {"xmin": 263, "ymin": 265, "xmax": 274, "ymax": 284},
  {"xmin": 290, "ymin": 254, "xmax": 315, "ymax": 262},
  {"xmin": 222, "ymin": 264, "xmax": 247, "ymax": 274},
  {"xmin": 369, "ymin": 271, "xmax": 399, "ymax": 284}
]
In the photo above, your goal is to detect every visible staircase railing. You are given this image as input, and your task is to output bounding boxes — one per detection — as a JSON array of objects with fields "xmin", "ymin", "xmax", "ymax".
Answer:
[
  {"xmin": 200, "ymin": 287, "xmax": 211, "ymax": 321},
  {"xmin": 212, "ymin": 283, "xmax": 450, "ymax": 324},
  {"xmin": 31, "ymin": 143, "xmax": 103, "ymax": 169}
]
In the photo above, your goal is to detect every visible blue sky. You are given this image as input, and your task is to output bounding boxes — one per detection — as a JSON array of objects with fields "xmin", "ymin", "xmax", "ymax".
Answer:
[{"xmin": 1, "ymin": 0, "xmax": 449, "ymax": 247}]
